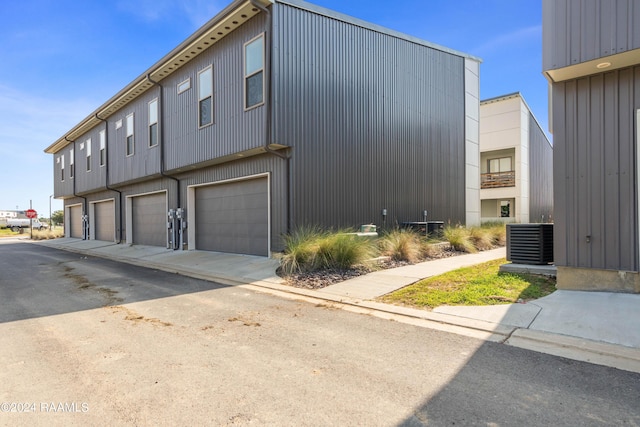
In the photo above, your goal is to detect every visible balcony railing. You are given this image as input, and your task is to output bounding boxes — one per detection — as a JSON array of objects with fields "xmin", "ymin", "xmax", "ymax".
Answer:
[{"xmin": 481, "ymin": 171, "xmax": 515, "ymax": 189}]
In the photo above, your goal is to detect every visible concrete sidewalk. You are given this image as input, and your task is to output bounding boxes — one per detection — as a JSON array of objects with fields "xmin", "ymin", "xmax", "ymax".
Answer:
[{"xmin": 33, "ymin": 238, "xmax": 640, "ymax": 373}]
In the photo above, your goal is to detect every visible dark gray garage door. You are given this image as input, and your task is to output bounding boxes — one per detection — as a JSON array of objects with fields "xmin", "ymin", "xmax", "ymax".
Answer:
[
  {"xmin": 132, "ymin": 193, "xmax": 166, "ymax": 247},
  {"xmin": 94, "ymin": 200, "xmax": 115, "ymax": 242},
  {"xmin": 195, "ymin": 178, "xmax": 269, "ymax": 256},
  {"xmin": 69, "ymin": 205, "xmax": 82, "ymax": 238}
]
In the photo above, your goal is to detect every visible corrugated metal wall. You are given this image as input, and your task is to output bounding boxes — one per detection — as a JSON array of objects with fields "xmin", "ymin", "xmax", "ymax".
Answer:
[
  {"xmin": 162, "ymin": 15, "xmax": 267, "ymax": 172},
  {"xmin": 552, "ymin": 66, "xmax": 639, "ymax": 271},
  {"xmin": 543, "ymin": 0, "xmax": 640, "ymax": 71},
  {"xmin": 109, "ymin": 88, "xmax": 162, "ymax": 185},
  {"xmin": 528, "ymin": 114, "xmax": 554, "ymax": 223},
  {"xmin": 272, "ymin": 3, "xmax": 466, "ymax": 229}
]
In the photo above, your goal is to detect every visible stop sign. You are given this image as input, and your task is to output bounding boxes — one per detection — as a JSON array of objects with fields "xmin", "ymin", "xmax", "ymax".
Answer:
[{"xmin": 25, "ymin": 209, "xmax": 37, "ymax": 219}]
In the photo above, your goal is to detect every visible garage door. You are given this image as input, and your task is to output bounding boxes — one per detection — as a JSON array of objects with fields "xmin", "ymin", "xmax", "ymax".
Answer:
[
  {"xmin": 94, "ymin": 200, "xmax": 115, "ymax": 242},
  {"xmin": 131, "ymin": 193, "xmax": 166, "ymax": 247},
  {"xmin": 195, "ymin": 178, "xmax": 268, "ymax": 256},
  {"xmin": 68, "ymin": 205, "xmax": 82, "ymax": 238}
]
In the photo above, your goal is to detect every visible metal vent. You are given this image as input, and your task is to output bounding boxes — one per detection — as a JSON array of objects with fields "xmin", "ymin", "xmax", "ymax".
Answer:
[{"xmin": 506, "ymin": 224, "xmax": 553, "ymax": 265}]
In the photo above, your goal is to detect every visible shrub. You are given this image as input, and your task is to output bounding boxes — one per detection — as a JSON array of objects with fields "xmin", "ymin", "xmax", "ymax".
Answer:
[
  {"xmin": 280, "ymin": 226, "xmax": 327, "ymax": 274},
  {"xmin": 316, "ymin": 232, "xmax": 378, "ymax": 270},
  {"xmin": 469, "ymin": 227, "xmax": 494, "ymax": 251},
  {"xmin": 31, "ymin": 229, "xmax": 65, "ymax": 240},
  {"xmin": 481, "ymin": 221, "xmax": 507, "ymax": 246},
  {"xmin": 379, "ymin": 229, "xmax": 423, "ymax": 263},
  {"xmin": 444, "ymin": 225, "xmax": 476, "ymax": 253}
]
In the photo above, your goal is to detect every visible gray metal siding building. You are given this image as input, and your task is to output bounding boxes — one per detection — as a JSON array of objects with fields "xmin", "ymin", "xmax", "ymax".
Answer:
[
  {"xmin": 543, "ymin": 0, "xmax": 640, "ymax": 292},
  {"xmin": 46, "ymin": 0, "xmax": 480, "ymax": 257},
  {"xmin": 528, "ymin": 112, "xmax": 554, "ymax": 223}
]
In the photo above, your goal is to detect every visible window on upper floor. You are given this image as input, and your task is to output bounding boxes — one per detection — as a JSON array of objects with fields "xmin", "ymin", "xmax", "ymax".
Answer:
[
  {"xmin": 126, "ymin": 113, "xmax": 134, "ymax": 156},
  {"xmin": 60, "ymin": 154, "xmax": 65, "ymax": 181},
  {"xmin": 69, "ymin": 150, "xmax": 74, "ymax": 179},
  {"xmin": 99, "ymin": 130, "xmax": 106, "ymax": 167},
  {"xmin": 198, "ymin": 66, "xmax": 213, "ymax": 127},
  {"xmin": 86, "ymin": 138, "xmax": 92, "ymax": 171},
  {"xmin": 177, "ymin": 78, "xmax": 191, "ymax": 94},
  {"xmin": 244, "ymin": 34, "xmax": 264, "ymax": 110},
  {"xmin": 488, "ymin": 157, "xmax": 512, "ymax": 173},
  {"xmin": 149, "ymin": 98, "xmax": 158, "ymax": 147}
]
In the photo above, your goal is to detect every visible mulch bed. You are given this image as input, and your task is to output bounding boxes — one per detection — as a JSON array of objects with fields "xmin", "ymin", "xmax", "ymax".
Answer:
[{"xmin": 279, "ymin": 245, "xmax": 471, "ymax": 290}]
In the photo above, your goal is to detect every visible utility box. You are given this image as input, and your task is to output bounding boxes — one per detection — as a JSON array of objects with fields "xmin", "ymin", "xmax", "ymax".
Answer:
[{"xmin": 506, "ymin": 224, "xmax": 553, "ymax": 265}]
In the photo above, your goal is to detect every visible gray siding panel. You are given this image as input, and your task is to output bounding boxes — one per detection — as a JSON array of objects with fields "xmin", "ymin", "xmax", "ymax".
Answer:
[
  {"xmin": 272, "ymin": 3, "xmax": 466, "ymax": 229},
  {"xmin": 543, "ymin": 0, "xmax": 640, "ymax": 71},
  {"xmin": 109, "ymin": 88, "xmax": 162, "ymax": 185},
  {"xmin": 162, "ymin": 15, "xmax": 267, "ymax": 171},
  {"xmin": 553, "ymin": 66, "xmax": 639, "ymax": 272},
  {"xmin": 528, "ymin": 114, "xmax": 553, "ymax": 223}
]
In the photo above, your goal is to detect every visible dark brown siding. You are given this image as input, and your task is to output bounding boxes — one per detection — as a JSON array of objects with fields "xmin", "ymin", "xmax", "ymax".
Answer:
[
  {"xmin": 272, "ymin": 2, "xmax": 467, "ymax": 229},
  {"xmin": 552, "ymin": 66, "xmax": 640, "ymax": 271}
]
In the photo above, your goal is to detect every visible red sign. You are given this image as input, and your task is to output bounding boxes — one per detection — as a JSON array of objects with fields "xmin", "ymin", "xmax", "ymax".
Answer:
[{"xmin": 25, "ymin": 209, "xmax": 37, "ymax": 219}]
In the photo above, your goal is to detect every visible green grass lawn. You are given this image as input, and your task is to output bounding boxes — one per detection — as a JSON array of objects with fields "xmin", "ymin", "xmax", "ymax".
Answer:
[
  {"xmin": 0, "ymin": 228, "xmax": 21, "ymax": 237},
  {"xmin": 380, "ymin": 258, "xmax": 556, "ymax": 309}
]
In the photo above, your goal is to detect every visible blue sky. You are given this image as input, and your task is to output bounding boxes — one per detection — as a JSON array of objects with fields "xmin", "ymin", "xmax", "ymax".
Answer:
[{"xmin": 0, "ymin": 0, "xmax": 546, "ymax": 217}]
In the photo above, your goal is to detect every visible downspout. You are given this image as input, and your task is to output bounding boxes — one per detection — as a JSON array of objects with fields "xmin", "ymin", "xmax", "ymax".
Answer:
[
  {"xmin": 250, "ymin": 0, "xmax": 292, "ymax": 234},
  {"xmin": 147, "ymin": 74, "xmax": 182, "ymax": 249},
  {"xmin": 95, "ymin": 114, "xmax": 123, "ymax": 243},
  {"xmin": 65, "ymin": 136, "xmax": 87, "ymax": 240},
  {"xmin": 146, "ymin": 75, "xmax": 180, "ymax": 208}
]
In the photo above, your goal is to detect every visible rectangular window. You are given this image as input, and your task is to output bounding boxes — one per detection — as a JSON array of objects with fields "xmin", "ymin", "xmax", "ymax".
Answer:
[
  {"xmin": 86, "ymin": 138, "xmax": 92, "ymax": 171},
  {"xmin": 115, "ymin": 119, "xmax": 122, "ymax": 130},
  {"xmin": 198, "ymin": 66, "xmax": 213, "ymax": 127},
  {"xmin": 61, "ymin": 154, "xmax": 65, "ymax": 181},
  {"xmin": 149, "ymin": 98, "xmax": 158, "ymax": 147},
  {"xmin": 244, "ymin": 34, "xmax": 264, "ymax": 109},
  {"xmin": 488, "ymin": 157, "xmax": 512, "ymax": 173},
  {"xmin": 69, "ymin": 150, "xmax": 74, "ymax": 179},
  {"xmin": 99, "ymin": 130, "xmax": 106, "ymax": 167},
  {"xmin": 126, "ymin": 113, "xmax": 134, "ymax": 156},
  {"xmin": 177, "ymin": 78, "xmax": 191, "ymax": 94}
]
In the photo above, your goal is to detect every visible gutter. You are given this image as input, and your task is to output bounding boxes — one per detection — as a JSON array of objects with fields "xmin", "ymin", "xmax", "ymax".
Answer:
[
  {"xmin": 95, "ymin": 114, "xmax": 123, "ymax": 243},
  {"xmin": 249, "ymin": 0, "xmax": 292, "ymax": 234},
  {"xmin": 65, "ymin": 136, "xmax": 87, "ymax": 240}
]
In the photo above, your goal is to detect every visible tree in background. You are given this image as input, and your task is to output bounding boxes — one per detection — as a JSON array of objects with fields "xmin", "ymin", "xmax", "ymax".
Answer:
[{"xmin": 51, "ymin": 210, "xmax": 64, "ymax": 227}]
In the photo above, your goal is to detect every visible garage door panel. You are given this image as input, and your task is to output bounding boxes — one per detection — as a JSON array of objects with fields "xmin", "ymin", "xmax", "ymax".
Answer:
[
  {"xmin": 132, "ymin": 193, "xmax": 166, "ymax": 247},
  {"xmin": 69, "ymin": 205, "xmax": 82, "ymax": 238},
  {"xmin": 195, "ymin": 178, "xmax": 268, "ymax": 256},
  {"xmin": 94, "ymin": 201, "xmax": 115, "ymax": 241}
]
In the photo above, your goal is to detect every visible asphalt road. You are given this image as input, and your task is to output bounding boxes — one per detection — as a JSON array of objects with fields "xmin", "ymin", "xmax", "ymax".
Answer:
[{"xmin": 1, "ymin": 241, "xmax": 639, "ymax": 426}]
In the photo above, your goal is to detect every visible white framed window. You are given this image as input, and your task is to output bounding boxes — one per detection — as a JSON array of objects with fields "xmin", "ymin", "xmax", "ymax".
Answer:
[
  {"xmin": 115, "ymin": 119, "xmax": 122, "ymax": 130},
  {"xmin": 198, "ymin": 66, "xmax": 213, "ymax": 127},
  {"xmin": 61, "ymin": 154, "xmax": 65, "ymax": 181},
  {"xmin": 149, "ymin": 98, "xmax": 158, "ymax": 147},
  {"xmin": 69, "ymin": 149, "xmax": 74, "ymax": 179},
  {"xmin": 244, "ymin": 34, "xmax": 265, "ymax": 109},
  {"xmin": 177, "ymin": 78, "xmax": 191, "ymax": 94},
  {"xmin": 126, "ymin": 113, "xmax": 134, "ymax": 156},
  {"xmin": 488, "ymin": 157, "xmax": 512, "ymax": 173},
  {"xmin": 99, "ymin": 130, "xmax": 106, "ymax": 167},
  {"xmin": 85, "ymin": 138, "xmax": 92, "ymax": 171}
]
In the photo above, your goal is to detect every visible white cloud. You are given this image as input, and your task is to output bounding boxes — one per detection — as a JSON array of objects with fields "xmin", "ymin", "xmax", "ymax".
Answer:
[{"xmin": 472, "ymin": 25, "xmax": 541, "ymax": 56}]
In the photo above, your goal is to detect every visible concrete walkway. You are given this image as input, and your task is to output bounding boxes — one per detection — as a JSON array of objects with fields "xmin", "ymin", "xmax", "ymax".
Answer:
[{"xmin": 32, "ymin": 238, "xmax": 640, "ymax": 373}]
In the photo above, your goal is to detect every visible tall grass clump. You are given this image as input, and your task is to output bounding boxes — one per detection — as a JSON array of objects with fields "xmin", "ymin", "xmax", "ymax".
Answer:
[
  {"xmin": 378, "ymin": 229, "xmax": 423, "ymax": 263},
  {"xmin": 469, "ymin": 226, "xmax": 494, "ymax": 251},
  {"xmin": 316, "ymin": 232, "xmax": 378, "ymax": 270},
  {"xmin": 444, "ymin": 225, "xmax": 476, "ymax": 253},
  {"xmin": 31, "ymin": 229, "xmax": 65, "ymax": 240},
  {"xmin": 280, "ymin": 226, "xmax": 327, "ymax": 274}
]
